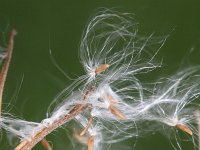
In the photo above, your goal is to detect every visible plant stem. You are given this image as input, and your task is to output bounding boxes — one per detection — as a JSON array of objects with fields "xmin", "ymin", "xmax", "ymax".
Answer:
[
  {"xmin": 0, "ymin": 29, "xmax": 17, "ymax": 115},
  {"xmin": 15, "ymin": 104, "xmax": 89, "ymax": 150}
]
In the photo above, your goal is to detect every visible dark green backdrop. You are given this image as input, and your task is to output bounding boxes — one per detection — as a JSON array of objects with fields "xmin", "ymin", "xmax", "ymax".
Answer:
[{"xmin": 0, "ymin": 0, "xmax": 200, "ymax": 150}]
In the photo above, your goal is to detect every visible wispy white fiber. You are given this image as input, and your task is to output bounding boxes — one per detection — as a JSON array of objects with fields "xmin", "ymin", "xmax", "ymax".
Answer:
[{"xmin": 0, "ymin": 9, "xmax": 199, "ymax": 150}]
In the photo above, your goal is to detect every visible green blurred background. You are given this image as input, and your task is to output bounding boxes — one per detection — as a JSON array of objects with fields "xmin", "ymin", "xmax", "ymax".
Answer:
[{"xmin": 0, "ymin": 0, "xmax": 200, "ymax": 149}]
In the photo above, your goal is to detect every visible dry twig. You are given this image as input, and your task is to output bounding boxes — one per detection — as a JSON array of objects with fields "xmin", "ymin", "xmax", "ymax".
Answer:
[
  {"xmin": 15, "ymin": 85, "xmax": 96, "ymax": 150},
  {"xmin": 15, "ymin": 104, "xmax": 89, "ymax": 150},
  {"xmin": 0, "ymin": 29, "xmax": 17, "ymax": 115},
  {"xmin": 0, "ymin": 29, "xmax": 54, "ymax": 150}
]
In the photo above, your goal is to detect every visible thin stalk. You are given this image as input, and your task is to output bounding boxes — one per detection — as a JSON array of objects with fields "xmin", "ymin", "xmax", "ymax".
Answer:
[
  {"xmin": 15, "ymin": 85, "xmax": 95, "ymax": 150},
  {"xmin": 15, "ymin": 104, "xmax": 89, "ymax": 150},
  {"xmin": 0, "ymin": 29, "xmax": 17, "ymax": 115}
]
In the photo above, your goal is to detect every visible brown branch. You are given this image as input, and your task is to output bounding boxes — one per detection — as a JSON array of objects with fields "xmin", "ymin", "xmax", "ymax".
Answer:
[
  {"xmin": 15, "ymin": 82, "xmax": 95, "ymax": 150},
  {"xmin": 0, "ymin": 29, "xmax": 53, "ymax": 150},
  {"xmin": 0, "ymin": 29, "xmax": 17, "ymax": 115},
  {"xmin": 15, "ymin": 104, "xmax": 89, "ymax": 150}
]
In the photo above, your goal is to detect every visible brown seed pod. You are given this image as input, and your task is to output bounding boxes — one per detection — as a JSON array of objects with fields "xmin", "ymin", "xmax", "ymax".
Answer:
[
  {"xmin": 175, "ymin": 123, "xmax": 193, "ymax": 135},
  {"xmin": 108, "ymin": 105, "xmax": 126, "ymax": 120},
  {"xmin": 73, "ymin": 131, "xmax": 88, "ymax": 145},
  {"xmin": 95, "ymin": 64, "xmax": 109, "ymax": 75},
  {"xmin": 103, "ymin": 93, "xmax": 118, "ymax": 105},
  {"xmin": 41, "ymin": 139, "xmax": 52, "ymax": 150},
  {"xmin": 88, "ymin": 136, "xmax": 94, "ymax": 150},
  {"xmin": 80, "ymin": 115, "xmax": 93, "ymax": 136}
]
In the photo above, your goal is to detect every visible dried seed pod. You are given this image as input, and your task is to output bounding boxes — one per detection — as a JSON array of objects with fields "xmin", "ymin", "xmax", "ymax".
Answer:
[
  {"xmin": 103, "ymin": 94, "xmax": 118, "ymax": 105},
  {"xmin": 109, "ymin": 105, "xmax": 126, "ymax": 120},
  {"xmin": 73, "ymin": 131, "xmax": 88, "ymax": 145},
  {"xmin": 95, "ymin": 64, "xmax": 109, "ymax": 75},
  {"xmin": 80, "ymin": 115, "xmax": 93, "ymax": 136},
  {"xmin": 41, "ymin": 139, "xmax": 52, "ymax": 150},
  {"xmin": 175, "ymin": 123, "xmax": 193, "ymax": 135},
  {"xmin": 88, "ymin": 135, "xmax": 94, "ymax": 150}
]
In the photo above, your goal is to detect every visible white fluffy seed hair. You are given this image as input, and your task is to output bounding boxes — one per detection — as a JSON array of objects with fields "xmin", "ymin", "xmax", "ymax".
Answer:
[
  {"xmin": 79, "ymin": 9, "xmax": 167, "ymax": 84},
  {"xmin": 0, "ymin": 115, "xmax": 39, "ymax": 140},
  {"xmin": 140, "ymin": 67, "xmax": 200, "ymax": 123},
  {"xmin": 136, "ymin": 67, "xmax": 200, "ymax": 149},
  {"xmin": 41, "ymin": 9, "xmax": 167, "ymax": 148},
  {"xmin": 1, "ymin": 9, "xmax": 200, "ymax": 150},
  {"xmin": 47, "ymin": 8, "xmax": 166, "ymax": 116}
]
